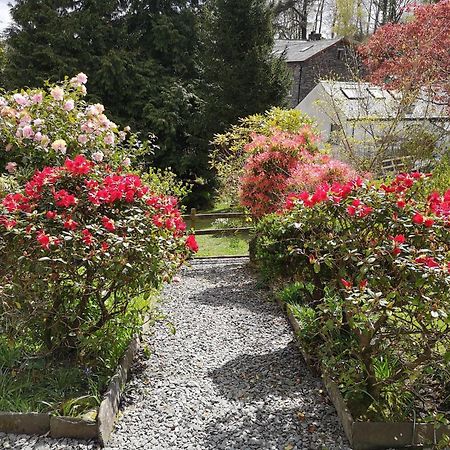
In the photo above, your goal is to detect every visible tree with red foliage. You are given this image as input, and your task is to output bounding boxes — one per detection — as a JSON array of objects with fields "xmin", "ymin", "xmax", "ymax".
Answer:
[{"xmin": 359, "ymin": 0, "xmax": 450, "ymax": 100}]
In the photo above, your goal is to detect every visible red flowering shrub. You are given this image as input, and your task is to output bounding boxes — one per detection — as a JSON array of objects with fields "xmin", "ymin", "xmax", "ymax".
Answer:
[
  {"xmin": 255, "ymin": 173, "xmax": 450, "ymax": 422},
  {"xmin": 239, "ymin": 129, "xmax": 358, "ymax": 218},
  {"xmin": 0, "ymin": 155, "xmax": 197, "ymax": 354}
]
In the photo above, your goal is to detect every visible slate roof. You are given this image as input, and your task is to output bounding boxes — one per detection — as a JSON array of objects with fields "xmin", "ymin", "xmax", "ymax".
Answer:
[
  {"xmin": 274, "ymin": 38, "xmax": 343, "ymax": 63},
  {"xmin": 316, "ymin": 81, "xmax": 449, "ymax": 120}
]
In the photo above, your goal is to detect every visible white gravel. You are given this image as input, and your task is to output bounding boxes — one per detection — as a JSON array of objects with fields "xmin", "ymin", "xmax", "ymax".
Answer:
[{"xmin": 1, "ymin": 258, "xmax": 351, "ymax": 450}]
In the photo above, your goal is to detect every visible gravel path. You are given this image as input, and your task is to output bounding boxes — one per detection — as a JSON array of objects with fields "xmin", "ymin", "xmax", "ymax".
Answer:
[{"xmin": 2, "ymin": 258, "xmax": 351, "ymax": 450}]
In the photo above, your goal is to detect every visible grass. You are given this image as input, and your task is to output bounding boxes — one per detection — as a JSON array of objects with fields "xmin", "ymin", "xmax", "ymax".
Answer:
[
  {"xmin": 0, "ymin": 294, "xmax": 159, "ymax": 417},
  {"xmin": 196, "ymin": 232, "xmax": 250, "ymax": 257}
]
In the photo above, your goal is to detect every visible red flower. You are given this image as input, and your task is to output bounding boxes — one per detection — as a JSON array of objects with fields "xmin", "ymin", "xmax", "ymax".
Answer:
[
  {"xmin": 152, "ymin": 215, "xmax": 164, "ymax": 228},
  {"xmin": 392, "ymin": 234, "xmax": 406, "ymax": 244},
  {"xmin": 346, "ymin": 205, "xmax": 356, "ymax": 216},
  {"xmin": 0, "ymin": 216, "xmax": 17, "ymax": 229},
  {"xmin": 186, "ymin": 235, "xmax": 199, "ymax": 253},
  {"xmin": 46, "ymin": 210, "xmax": 57, "ymax": 219},
  {"xmin": 359, "ymin": 279, "xmax": 368, "ymax": 290},
  {"xmin": 392, "ymin": 247, "xmax": 401, "ymax": 256},
  {"xmin": 37, "ymin": 231, "xmax": 50, "ymax": 250},
  {"xmin": 358, "ymin": 205, "xmax": 373, "ymax": 218},
  {"xmin": 412, "ymin": 213, "xmax": 424, "ymax": 224},
  {"xmin": 415, "ymin": 256, "xmax": 440, "ymax": 268},
  {"xmin": 397, "ymin": 199, "xmax": 406, "ymax": 208},
  {"xmin": 54, "ymin": 190, "xmax": 77, "ymax": 208},
  {"xmin": 340, "ymin": 278, "xmax": 352, "ymax": 290},
  {"xmin": 82, "ymin": 229, "xmax": 93, "ymax": 245},
  {"xmin": 424, "ymin": 218, "xmax": 434, "ymax": 228},
  {"xmin": 102, "ymin": 216, "xmax": 115, "ymax": 232},
  {"xmin": 64, "ymin": 218, "xmax": 79, "ymax": 230},
  {"xmin": 64, "ymin": 155, "xmax": 91, "ymax": 175},
  {"xmin": 101, "ymin": 242, "xmax": 109, "ymax": 252}
]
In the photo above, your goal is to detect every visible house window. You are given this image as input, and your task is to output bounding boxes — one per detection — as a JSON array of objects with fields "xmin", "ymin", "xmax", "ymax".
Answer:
[{"xmin": 337, "ymin": 47, "xmax": 345, "ymax": 60}]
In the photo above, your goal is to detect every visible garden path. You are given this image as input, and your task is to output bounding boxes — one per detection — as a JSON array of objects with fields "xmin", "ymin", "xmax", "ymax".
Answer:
[{"xmin": 1, "ymin": 258, "xmax": 351, "ymax": 450}]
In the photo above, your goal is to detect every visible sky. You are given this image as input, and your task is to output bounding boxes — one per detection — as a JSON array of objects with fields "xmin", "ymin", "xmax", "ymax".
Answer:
[{"xmin": 0, "ymin": 0, "xmax": 11, "ymax": 32}]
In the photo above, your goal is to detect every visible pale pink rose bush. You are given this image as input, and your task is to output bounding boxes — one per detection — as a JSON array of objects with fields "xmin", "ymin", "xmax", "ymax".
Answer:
[{"xmin": 0, "ymin": 74, "xmax": 136, "ymax": 174}]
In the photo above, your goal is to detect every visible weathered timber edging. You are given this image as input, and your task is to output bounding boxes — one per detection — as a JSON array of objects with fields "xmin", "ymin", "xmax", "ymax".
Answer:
[
  {"xmin": 0, "ymin": 332, "xmax": 142, "ymax": 445},
  {"xmin": 276, "ymin": 296, "xmax": 450, "ymax": 450}
]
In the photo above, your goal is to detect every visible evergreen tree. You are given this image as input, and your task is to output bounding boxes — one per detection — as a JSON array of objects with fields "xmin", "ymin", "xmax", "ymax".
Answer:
[{"xmin": 199, "ymin": 0, "xmax": 290, "ymax": 137}]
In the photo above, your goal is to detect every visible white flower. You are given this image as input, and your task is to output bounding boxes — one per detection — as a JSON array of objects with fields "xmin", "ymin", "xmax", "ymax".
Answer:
[
  {"xmin": 122, "ymin": 157, "xmax": 131, "ymax": 167},
  {"xmin": 51, "ymin": 139, "xmax": 67, "ymax": 154},
  {"xmin": 91, "ymin": 151, "xmax": 104, "ymax": 163},
  {"xmin": 40, "ymin": 135, "xmax": 50, "ymax": 148}
]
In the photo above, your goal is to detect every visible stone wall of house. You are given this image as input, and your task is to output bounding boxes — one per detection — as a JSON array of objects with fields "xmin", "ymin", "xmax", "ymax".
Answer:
[{"xmin": 287, "ymin": 43, "xmax": 355, "ymax": 108}]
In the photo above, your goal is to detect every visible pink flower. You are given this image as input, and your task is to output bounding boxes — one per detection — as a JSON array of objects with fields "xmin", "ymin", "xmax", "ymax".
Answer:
[
  {"xmin": 63, "ymin": 99, "xmax": 75, "ymax": 111},
  {"xmin": 78, "ymin": 134, "xmax": 89, "ymax": 144},
  {"xmin": 122, "ymin": 157, "xmax": 131, "ymax": 167},
  {"xmin": 50, "ymin": 86, "xmax": 64, "ymax": 101},
  {"xmin": 22, "ymin": 125, "xmax": 34, "ymax": 139},
  {"xmin": 71, "ymin": 72, "xmax": 88, "ymax": 85},
  {"xmin": 104, "ymin": 133, "xmax": 115, "ymax": 145},
  {"xmin": 34, "ymin": 132, "xmax": 43, "ymax": 142},
  {"xmin": 92, "ymin": 151, "xmax": 104, "ymax": 163},
  {"xmin": 77, "ymin": 73, "xmax": 88, "ymax": 84},
  {"xmin": 5, "ymin": 162, "xmax": 17, "ymax": 173},
  {"xmin": 13, "ymin": 93, "xmax": 28, "ymax": 106},
  {"xmin": 31, "ymin": 92, "xmax": 43, "ymax": 104}
]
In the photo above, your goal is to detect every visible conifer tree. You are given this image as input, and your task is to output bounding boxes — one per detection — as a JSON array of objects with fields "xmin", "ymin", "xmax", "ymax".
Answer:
[{"xmin": 199, "ymin": 0, "xmax": 290, "ymax": 136}]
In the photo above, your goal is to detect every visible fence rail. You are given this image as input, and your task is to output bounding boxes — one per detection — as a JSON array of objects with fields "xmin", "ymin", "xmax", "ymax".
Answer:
[
  {"xmin": 182, "ymin": 208, "xmax": 252, "ymax": 235},
  {"xmin": 184, "ymin": 208, "xmax": 252, "ymax": 258}
]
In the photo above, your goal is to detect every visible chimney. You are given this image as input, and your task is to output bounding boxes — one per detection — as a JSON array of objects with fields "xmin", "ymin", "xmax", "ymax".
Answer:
[{"xmin": 308, "ymin": 31, "xmax": 322, "ymax": 41}]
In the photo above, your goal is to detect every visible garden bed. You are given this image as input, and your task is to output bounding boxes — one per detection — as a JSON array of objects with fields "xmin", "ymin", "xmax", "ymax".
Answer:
[
  {"xmin": 0, "ymin": 331, "xmax": 142, "ymax": 445},
  {"xmin": 276, "ymin": 297, "xmax": 450, "ymax": 450}
]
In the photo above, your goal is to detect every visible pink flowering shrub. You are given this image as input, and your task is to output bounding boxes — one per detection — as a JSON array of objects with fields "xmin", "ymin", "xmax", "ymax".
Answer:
[
  {"xmin": 239, "ymin": 129, "xmax": 357, "ymax": 217},
  {"xmin": 0, "ymin": 155, "xmax": 197, "ymax": 354},
  {"xmin": 287, "ymin": 154, "xmax": 358, "ymax": 192},
  {"xmin": 255, "ymin": 173, "xmax": 450, "ymax": 422},
  {"xmin": 0, "ymin": 74, "xmax": 139, "ymax": 176}
]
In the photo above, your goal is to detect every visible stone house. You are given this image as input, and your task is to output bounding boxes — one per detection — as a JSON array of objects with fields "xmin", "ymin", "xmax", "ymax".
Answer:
[{"xmin": 274, "ymin": 36, "xmax": 355, "ymax": 108}]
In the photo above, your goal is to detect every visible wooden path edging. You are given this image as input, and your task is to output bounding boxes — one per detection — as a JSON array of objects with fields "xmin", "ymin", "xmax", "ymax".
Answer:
[{"xmin": 276, "ymin": 296, "xmax": 450, "ymax": 450}]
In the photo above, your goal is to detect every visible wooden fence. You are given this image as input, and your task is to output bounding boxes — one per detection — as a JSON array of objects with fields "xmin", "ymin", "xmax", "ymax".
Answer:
[{"xmin": 182, "ymin": 209, "xmax": 252, "ymax": 258}]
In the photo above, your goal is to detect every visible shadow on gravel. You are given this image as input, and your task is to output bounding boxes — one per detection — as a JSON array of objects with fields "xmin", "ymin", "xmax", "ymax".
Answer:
[
  {"xmin": 203, "ymin": 406, "xmax": 309, "ymax": 450},
  {"xmin": 186, "ymin": 265, "xmax": 283, "ymax": 318},
  {"xmin": 208, "ymin": 341, "xmax": 308, "ymax": 401}
]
